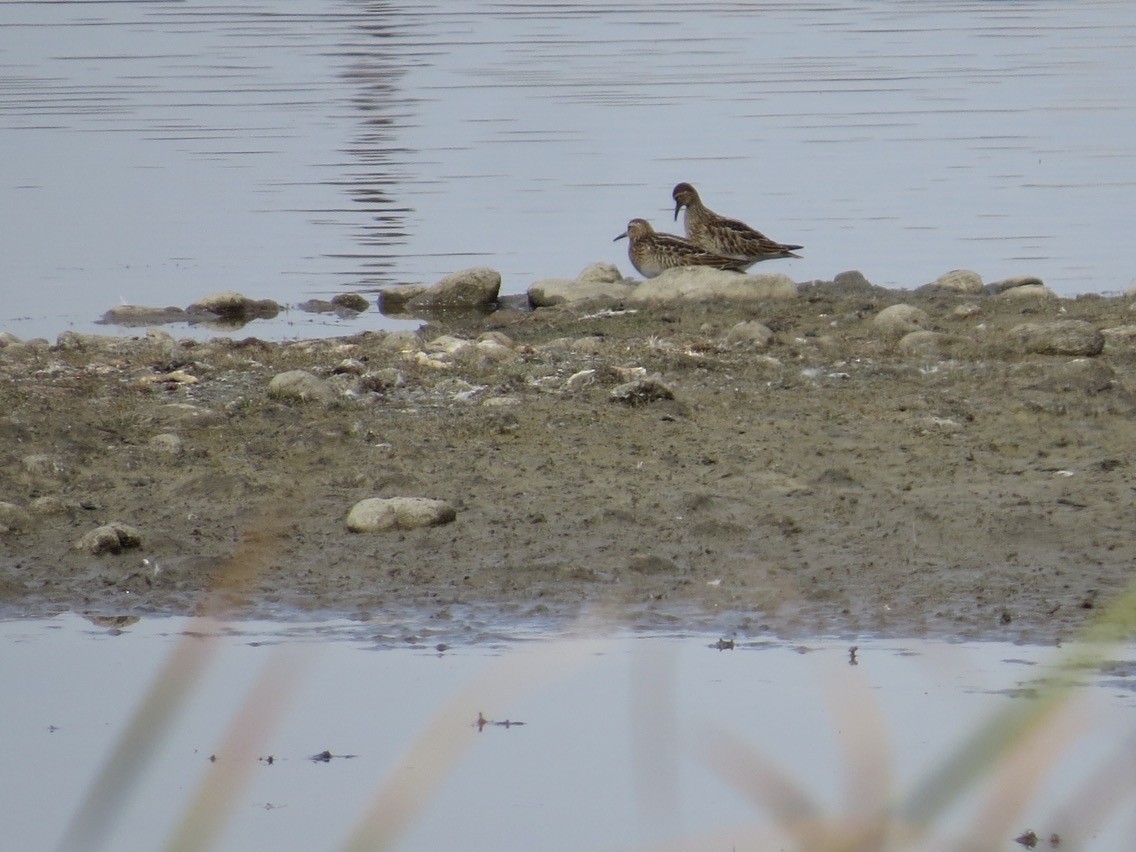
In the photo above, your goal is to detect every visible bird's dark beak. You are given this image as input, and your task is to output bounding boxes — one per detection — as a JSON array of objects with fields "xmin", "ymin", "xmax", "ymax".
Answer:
[
  {"xmin": 613, "ymin": 231, "xmax": 627, "ymax": 242},
  {"xmin": 673, "ymin": 201, "xmax": 681, "ymax": 221}
]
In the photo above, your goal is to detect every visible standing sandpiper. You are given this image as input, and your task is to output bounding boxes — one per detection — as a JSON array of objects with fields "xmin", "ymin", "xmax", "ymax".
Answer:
[
  {"xmin": 672, "ymin": 182, "xmax": 802, "ymax": 266},
  {"xmin": 614, "ymin": 218, "xmax": 751, "ymax": 278}
]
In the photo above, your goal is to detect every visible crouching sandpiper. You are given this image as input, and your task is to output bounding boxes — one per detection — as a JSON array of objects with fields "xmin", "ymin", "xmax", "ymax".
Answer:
[{"xmin": 614, "ymin": 218, "xmax": 752, "ymax": 279}]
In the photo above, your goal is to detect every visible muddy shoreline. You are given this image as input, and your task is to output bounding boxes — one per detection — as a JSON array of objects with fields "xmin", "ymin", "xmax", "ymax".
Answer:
[{"xmin": 3, "ymin": 275, "xmax": 1136, "ymax": 644}]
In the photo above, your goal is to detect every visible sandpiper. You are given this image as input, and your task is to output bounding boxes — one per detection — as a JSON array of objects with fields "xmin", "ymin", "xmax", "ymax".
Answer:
[
  {"xmin": 614, "ymin": 218, "xmax": 751, "ymax": 278},
  {"xmin": 672, "ymin": 182, "xmax": 802, "ymax": 266}
]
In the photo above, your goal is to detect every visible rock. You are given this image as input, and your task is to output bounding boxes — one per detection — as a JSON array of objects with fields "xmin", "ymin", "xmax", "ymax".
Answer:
[
  {"xmin": 137, "ymin": 369, "xmax": 198, "ymax": 387},
  {"xmin": 1010, "ymin": 320, "xmax": 1104, "ymax": 356},
  {"xmin": 1101, "ymin": 325, "xmax": 1136, "ymax": 349},
  {"xmin": 913, "ymin": 416, "xmax": 964, "ymax": 436},
  {"xmin": 0, "ymin": 332, "xmax": 21, "ymax": 347},
  {"xmin": 267, "ymin": 370, "xmax": 337, "ymax": 403},
  {"xmin": 483, "ymin": 396, "xmax": 521, "ymax": 408},
  {"xmin": 540, "ymin": 335, "xmax": 606, "ymax": 355},
  {"xmin": 952, "ymin": 303, "xmax": 983, "ymax": 320},
  {"xmin": 378, "ymin": 330, "xmax": 421, "ymax": 352},
  {"xmin": 377, "ymin": 285, "xmax": 430, "ymax": 315},
  {"xmin": 528, "ymin": 277, "xmax": 635, "ymax": 308},
  {"xmin": 898, "ymin": 330, "xmax": 956, "ymax": 357},
  {"xmin": 75, "ymin": 522, "xmax": 143, "ymax": 555},
  {"xmin": 626, "ymin": 268, "xmax": 797, "ymax": 305},
  {"xmin": 145, "ymin": 328, "xmax": 179, "ymax": 348},
  {"xmin": 873, "ymin": 304, "xmax": 930, "ymax": 337},
  {"xmin": 478, "ymin": 330, "xmax": 514, "ymax": 348},
  {"xmin": 0, "ymin": 337, "xmax": 49, "ymax": 354},
  {"xmin": 148, "ymin": 403, "xmax": 225, "ymax": 427},
  {"xmin": 297, "ymin": 299, "xmax": 337, "ymax": 313},
  {"xmin": 472, "ymin": 338, "xmax": 518, "ymax": 364},
  {"xmin": 426, "ymin": 335, "xmax": 472, "ymax": 355},
  {"xmin": 188, "ymin": 291, "xmax": 280, "ymax": 320},
  {"xmin": 22, "ymin": 454, "xmax": 65, "ymax": 479},
  {"xmin": 576, "ymin": 262, "xmax": 623, "ymax": 284},
  {"xmin": 800, "ymin": 270, "xmax": 893, "ymax": 301},
  {"xmin": 147, "ymin": 433, "xmax": 185, "ymax": 454},
  {"xmin": 528, "ymin": 262, "xmax": 634, "ymax": 307},
  {"xmin": 358, "ymin": 368, "xmax": 405, "ymax": 393},
  {"xmin": 610, "ymin": 375, "xmax": 676, "ymax": 405},
  {"xmin": 346, "ymin": 497, "xmax": 456, "ymax": 532},
  {"xmin": 0, "ymin": 501, "xmax": 32, "ymax": 533},
  {"xmin": 725, "ymin": 320, "xmax": 774, "ymax": 348},
  {"xmin": 833, "ymin": 270, "xmax": 874, "ymax": 290},
  {"xmin": 564, "ymin": 369, "xmax": 597, "ymax": 391},
  {"xmin": 406, "ymin": 267, "xmax": 501, "ymax": 312},
  {"xmin": 56, "ymin": 331, "xmax": 117, "ymax": 351},
  {"xmin": 29, "ymin": 496, "xmax": 74, "ymax": 516},
  {"xmin": 922, "ymin": 269, "xmax": 984, "ymax": 294},
  {"xmin": 998, "ymin": 283, "xmax": 1057, "ymax": 301},
  {"xmin": 331, "ymin": 293, "xmax": 370, "ymax": 313},
  {"xmin": 988, "ymin": 275, "xmax": 1045, "ymax": 294},
  {"xmin": 332, "ymin": 358, "xmax": 366, "ymax": 376},
  {"xmin": 628, "ymin": 554, "xmax": 680, "ymax": 574},
  {"xmin": 1012, "ymin": 359, "xmax": 1115, "ymax": 394},
  {"xmin": 99, "ymin": 305, "xmax": 189, "ymax": 327}
]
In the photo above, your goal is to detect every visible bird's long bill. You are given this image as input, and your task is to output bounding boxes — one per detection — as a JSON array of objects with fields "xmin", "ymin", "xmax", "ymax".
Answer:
[
  {"xmin": 613, "ymin": 232, "xmax": 627, "ymax": 242},
  {"xmin": 673, "ymin": 202, "xmax": 681, "ymax": 221}
]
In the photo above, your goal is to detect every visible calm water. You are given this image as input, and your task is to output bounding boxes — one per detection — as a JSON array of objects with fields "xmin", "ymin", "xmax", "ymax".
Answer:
[
  {"xmin": 2, "ymin": 1, "xmax": 1134, "ymax": 341},
  {"xmin": 3, "ymin": 615, "xmax": 1136, "ymax": 851}
]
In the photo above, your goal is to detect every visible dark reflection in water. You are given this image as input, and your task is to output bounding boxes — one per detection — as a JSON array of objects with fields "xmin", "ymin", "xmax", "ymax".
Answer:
[
  {"xmin": 337, "ymin": 2, "xmax": 414, "ymax": 284},
  {"xmin": 1, "ymin": 1, "xmax": 1134, "ymax": 340}
]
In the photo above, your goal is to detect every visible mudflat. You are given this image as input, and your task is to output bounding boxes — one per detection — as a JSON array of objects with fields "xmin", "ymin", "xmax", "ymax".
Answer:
[{"xmin": 3, "ymin": 277, "xmax": 1135, "ymax": 644}]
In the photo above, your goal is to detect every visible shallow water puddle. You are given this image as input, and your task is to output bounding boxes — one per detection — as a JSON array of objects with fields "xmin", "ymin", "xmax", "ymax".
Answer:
[{"xmin": 3, "ymin": 614, "xmax": 1135, "ymax": 851}]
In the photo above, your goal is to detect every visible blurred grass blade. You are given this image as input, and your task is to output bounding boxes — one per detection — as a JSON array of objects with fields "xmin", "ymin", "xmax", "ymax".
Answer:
[
  {"xmin": 164, "ymin": 644, "xmax": 313, "ymax": 852},
  {"xmin": 56, "ymin": 621, "xmax": 220, "ymax": 852},
  {"xmin": 338, "ymin": 633, "xmax": 606, "ymax": 852},
  {"xmin": 56, "ymin": 513, "xmax": 289, "ymax": 852},
  {"xmin": 902, "ymin": 580, "xmax": 1136, "ymax": 832}
]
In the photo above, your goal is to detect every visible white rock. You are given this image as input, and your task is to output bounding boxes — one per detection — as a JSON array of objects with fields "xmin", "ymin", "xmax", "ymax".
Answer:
[
  {"xmin": 925, "ymin": 269, "xmax": 985, "ymax": 294},
  {"xmin": 898, "ymin": 330, "xmax": 954, "ymax": 357},
  {"xmin": 379, "ymin": 330, "xmax": 421, "ymax": 352},
  {"xmin": 988, "ymin": 275, "xmax": 1045, "ymax": 294},
  {"xmin": 564, "ymin": 369, "xmax": 597, "ymax": 390},
  {"xmin": 997, "ymin": 283, "xmax": 1057, "ymax": 301},
  {"xmin": 725, "ymin": 320, "xmax": 774, "ymax": 348},
  {"xmin": 149, "ymin": 403, "xmax": 225, "ymax": 426},
  {"xmin": 346, "ymin": 497, "xmax": 457, "ymax": 532},
  {"xmin": 478, "ymin": 331, "xmax": 515, "ymax": 348},
  {"xmin": 426, "ymin": 335, "xmax": 473, "ymax": 354},
  {"xmin": 0, "ymin": 501, "xmax": 32, "ymax": 532},
  {"xmin": 1101, "ymin": 325, "xmax": 1136, "ymax": 348},
  {"xmin": 473, "ymin": 339, "xmax": 518, "ymax": 363},
  {"xmin": 610, "ymin": 375, "xmax": 676, "ymax": 405},
  {"xmin": 147, "ymin": 433, "xmax": 185, "ymax": 454},
  {"xmin": 874, "ymin": 304, "xmax": 929, "ymax": 337},
  {"xmin": 267, "ymin": 370, "xmax": 336, "ymax": 403},
  {"xmin": 75, "ymin": 522, "xmax": 143, "ymax": 555},
  {"xmin": 528, "ymin": 277, "xmax": 635, "ymax": 307},
  {"xmin": 22, "ymin": 454, "xmax": 64, "ymax": 478},
  {"xmin": 56, "ymin": 331, "xmax": 117, "ymax": 351},
  {"xmin": 576, "ymin": 262, "xmax": 623, "ymax": 284},
  {"xmin": 627, "ymin": 268, "xmax": 797, "ymax": 305}
]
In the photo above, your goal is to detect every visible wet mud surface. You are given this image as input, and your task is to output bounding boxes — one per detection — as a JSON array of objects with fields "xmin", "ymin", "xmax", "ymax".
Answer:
[{"xmin": 3, "ymin": 280, "xmax": 1136, "ymax": 643}]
